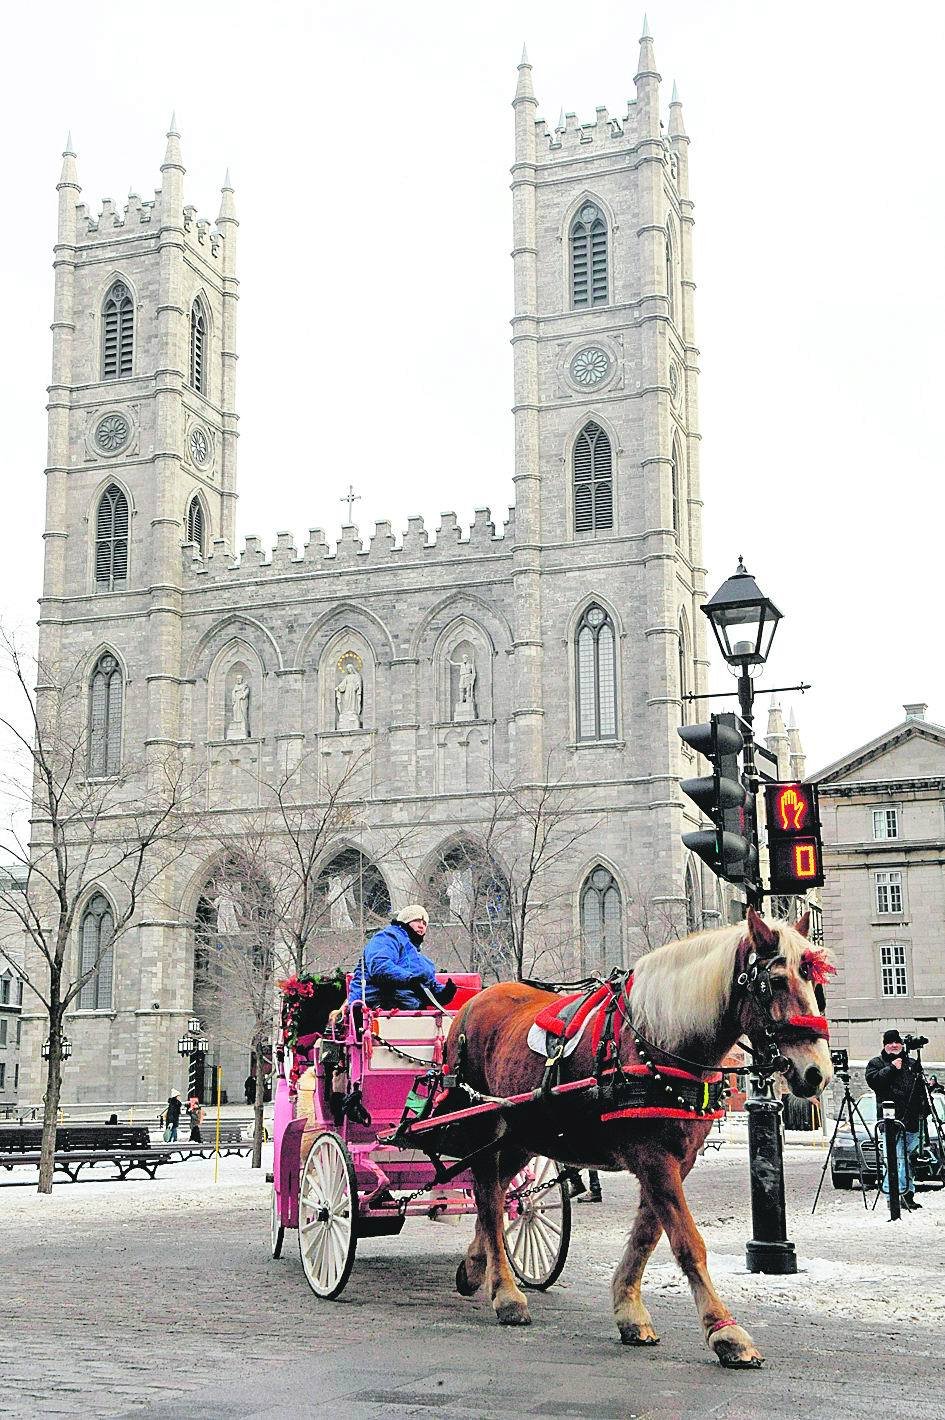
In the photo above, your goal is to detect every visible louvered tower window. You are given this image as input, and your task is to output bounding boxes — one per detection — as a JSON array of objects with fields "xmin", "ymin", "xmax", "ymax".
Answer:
[
  {"xmin": 78, "ymin": 894, "xmax": 115, "ymax": 1010},
  {"xmin": 570, "ymin": 203, "xmax": 608, "ymax": 308},
  {"xmin": 190, "ymin": 299, "xmax": 207, "ymax": 394},
  {"xmin": 576, "ymin": 604, "xmax": 617, "ymax": 741},
  {"xmin": 573, "ymin": 421, "xmax": 613, "ymax": 533},
  {"xmin": 684, "ymin": 864, "xmax": 700, "ymax": 934},
  {"xmin": 88, "ymin": 653, "xmax": 123, "ymax": 777},
  {"xmin": 186, "ymin": 495, "xmax": 205, "ymax": 555},
  {"xmin": 678, "ymin": 618, "xmax": 690, "ymax": 726},
  {"xmin": 102, "ymin": 281, "xmax": 134, "ymax": 379},
  {"xmin": 581, "ymin": 867, "xmax": 623, "ymax": 972},
  {"xmin": 95, "ymin": 484, "xmax": 129, "ymax": 589}
]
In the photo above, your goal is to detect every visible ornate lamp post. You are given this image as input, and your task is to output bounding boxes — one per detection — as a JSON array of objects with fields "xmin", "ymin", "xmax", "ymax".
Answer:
[
  {"xmin": 702, "ymin": 557, "xmax": 796, "ymax": 1276},
  {"xmin": 41, "ymin": 1034, "xmax": 72, "ymax": 1061},
  {"xmin": 177, "ymin": 1018, "xmax": 210, "ymax": 1100}
]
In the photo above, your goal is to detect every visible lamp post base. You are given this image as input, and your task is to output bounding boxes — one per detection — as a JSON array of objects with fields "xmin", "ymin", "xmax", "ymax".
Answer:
[{"xmin": 745, "ymin": 1239, "xmax": 797, "ymax": 1275}]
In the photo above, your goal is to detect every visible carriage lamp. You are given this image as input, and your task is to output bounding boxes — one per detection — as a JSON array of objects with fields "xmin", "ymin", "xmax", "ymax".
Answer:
[
  {"xmin": 195, "ymin": 1032, "xmax": 210, "ymax": 1054},
  {"xmin": 702, "ymin": 557, "xmax": 782, "ymax": 671},
  {"xmin": 177, "ymin": 1031, "xmax": 196, "ymax": 1058},
  {"xmin": 41, "ymin": 1034, "xmax": 72, "ymax": 1061}
]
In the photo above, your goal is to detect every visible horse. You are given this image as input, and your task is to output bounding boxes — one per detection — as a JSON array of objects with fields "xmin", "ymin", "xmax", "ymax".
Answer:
[{"xmin": 442, "ymin": 908, "xmax": 833, "ymax": 1368}]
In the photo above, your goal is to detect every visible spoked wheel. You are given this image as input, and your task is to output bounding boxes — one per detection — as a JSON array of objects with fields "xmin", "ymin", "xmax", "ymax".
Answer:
[
  {"xmin": 270, "ymin": 1184, "xmax": 285, "ymax": 1258},
  {"xmin": 503, "ymin": 1154, "xmax": 572, "ymax": 1290},
  {"xmin": 298, "ymin": 1131, "xmax": 358, "ymax": 1299}
]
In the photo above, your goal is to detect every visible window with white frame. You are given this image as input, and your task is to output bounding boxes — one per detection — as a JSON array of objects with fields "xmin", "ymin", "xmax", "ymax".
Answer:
[
  {"xmin": 874, "ymin": 870, "xmax": 903, "ymax": 915},
  {"xmin": 872, "ymin": 807, "xmax": 899, "ymax": 840},
  {"xmin": 880, "ymin": 942, "xmax": 908, "ymax": 996}
]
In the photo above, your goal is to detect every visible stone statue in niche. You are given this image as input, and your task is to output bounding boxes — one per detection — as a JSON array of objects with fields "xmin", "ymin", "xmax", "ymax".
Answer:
[
  {"xmin": 328, "ymin": 873, "xmax": 354, "ymax": 930},
  {"xmin": 447, "ymin": 868, "xmax": 474, "ymax": 924},
  {"xmin": 451, "ymin": 646, "xmax": 478, "ymax": 723},
  {"xmin": 227, "ymin": 673, "xmax": 251, "ymax": 741},
  {"xmin": 212, "ymin": 882, "xmax": 241, "ymax": 937},
  {"xmin": 335, "ymin": 656, "xmax": 363, "ymax": 731}
]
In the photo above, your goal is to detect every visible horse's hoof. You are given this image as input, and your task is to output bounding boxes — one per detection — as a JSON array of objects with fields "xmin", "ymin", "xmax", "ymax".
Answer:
[
  {"xmin": 713, "ymin": 1338, "xmax": 765, "ymax": 1369},
  {"xmin": 455, "ymin": 1260, "xmax": 480, "ymax": 1296},
  {"xmin": 619, "ymin": 1323, "xmax": 660, "ymax": 1346},
  {"xmin": 495, "ymin": 1299, "xmax": 532, "ymax": 1326}
]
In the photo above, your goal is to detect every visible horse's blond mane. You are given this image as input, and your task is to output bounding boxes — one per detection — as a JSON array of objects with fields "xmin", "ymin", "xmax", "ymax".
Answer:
[{"xmin": 629, "ymin": 917, "xmax": 812, "ymax": 1053}]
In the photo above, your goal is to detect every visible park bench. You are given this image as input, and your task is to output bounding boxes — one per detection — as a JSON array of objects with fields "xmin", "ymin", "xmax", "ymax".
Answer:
[
  {"xmin": 0, "ymin": 1123, "xmax": 151, "ymax": 1153},
  {"xmin": 0, "ymin": 1146, "xmax": 181, "ymax": 1183},
  {"xmin": 161, "ymin": 1123, "xmax": 251, "ymax": 1159}
]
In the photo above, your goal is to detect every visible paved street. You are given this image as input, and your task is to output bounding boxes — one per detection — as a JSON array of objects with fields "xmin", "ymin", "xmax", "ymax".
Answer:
[{"xmin": 1, "ymin": 1147, "xmax": 942, "ymax": 1419}]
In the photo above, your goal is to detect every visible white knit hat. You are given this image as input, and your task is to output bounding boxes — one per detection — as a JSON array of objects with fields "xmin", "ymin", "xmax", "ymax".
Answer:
[{"xmin": 394, "ymin": 904, "xmax": 429, "ymax": 926}]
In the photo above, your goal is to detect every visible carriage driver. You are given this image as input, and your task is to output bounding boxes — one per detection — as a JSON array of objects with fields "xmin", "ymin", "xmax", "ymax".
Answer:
[{"xmin": 347, "ymin": 905, "xmax": 457, "ymax": 1011}]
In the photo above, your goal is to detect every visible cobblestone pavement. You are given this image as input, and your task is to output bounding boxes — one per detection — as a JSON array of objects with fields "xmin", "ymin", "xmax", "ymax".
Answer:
[{"xmin": 1, "ymin": 1148, "xmax": 943, "ymax": 1418}]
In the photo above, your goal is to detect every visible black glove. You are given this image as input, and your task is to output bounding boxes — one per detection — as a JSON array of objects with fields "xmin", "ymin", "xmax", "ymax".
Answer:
[{"xmin": 433, "ymin": 978, "xmax": 458, "ymax": 1006}]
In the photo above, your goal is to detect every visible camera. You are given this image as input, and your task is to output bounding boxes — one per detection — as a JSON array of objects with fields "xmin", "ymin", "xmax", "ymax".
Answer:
[
  {"xmin": 830, "ymin": 1048, "xmax": 849, "ymax": 1072},
  {"xmin": 904, "ymin": 1034, "xmax": 929, "ymax": 1051}
]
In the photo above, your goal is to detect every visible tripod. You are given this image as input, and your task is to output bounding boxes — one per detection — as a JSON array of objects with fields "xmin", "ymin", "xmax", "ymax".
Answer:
[
  {"xmin": 909, "ymin": 1047, "xmax": 945, "ymax": 1189},
  {"xmin": 812, "ymin": 1068, "xmax": 875, "ymax": 1213}
]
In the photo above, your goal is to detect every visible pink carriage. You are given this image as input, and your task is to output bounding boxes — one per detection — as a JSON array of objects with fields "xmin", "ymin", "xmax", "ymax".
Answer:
[{"xmin": 269, "ymin": 972, "xmax": 572, "ymax": 1299}]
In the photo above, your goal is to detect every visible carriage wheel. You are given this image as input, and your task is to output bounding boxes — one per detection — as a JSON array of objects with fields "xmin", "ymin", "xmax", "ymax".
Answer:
[
  {"xmin": 503, "ymin": 1154, "xmax": 571, "ymax": 1291},
  {"xmin": 270, "ymin": 1184, "xmax": 285, "ymax": 1259},
  {"xmin": 298, "ymin": 1132, "xmax": 359, "ymax": 1299}
]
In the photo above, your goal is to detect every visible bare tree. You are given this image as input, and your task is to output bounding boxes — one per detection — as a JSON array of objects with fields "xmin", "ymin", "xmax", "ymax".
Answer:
[
  {"xmin": 0, "ymin": 632, "xmax": 196, "ymax": 1193},
  {"xmin": 624, "ymin": 874, "xmax": 693, "ymax": 962},
  {"xmin": 424, "ymin": 755, "xmax": 600, "ymax": 983}
]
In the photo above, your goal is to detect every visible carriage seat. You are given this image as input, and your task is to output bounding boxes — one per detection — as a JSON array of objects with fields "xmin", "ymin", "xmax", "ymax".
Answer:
[{"xmin": 343, "ymin": 972, "xmax": 482, "ymax": 1014}]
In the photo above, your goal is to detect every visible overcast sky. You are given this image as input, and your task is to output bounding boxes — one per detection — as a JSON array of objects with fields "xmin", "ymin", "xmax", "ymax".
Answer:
[{"xmin": 1, "ymin": 0, "xmax": 941, "ymax": 771}]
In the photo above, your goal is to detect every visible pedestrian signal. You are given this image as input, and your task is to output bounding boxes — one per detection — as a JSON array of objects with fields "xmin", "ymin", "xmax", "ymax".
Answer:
[{"xmin": 764, "ymin": 782, "xmax": 824, "ymax": 893}]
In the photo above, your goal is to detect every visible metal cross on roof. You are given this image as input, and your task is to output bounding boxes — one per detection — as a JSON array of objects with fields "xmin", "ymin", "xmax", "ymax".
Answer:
[{"xmin": 341, "ymin": 484, "xmax": 361, "ymax": 523}]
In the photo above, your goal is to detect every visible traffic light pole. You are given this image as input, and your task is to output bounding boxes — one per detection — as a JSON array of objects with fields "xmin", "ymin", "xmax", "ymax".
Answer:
[{"xmin": 737, "ymin": 665, "xmax": 798, "ymax": 1276}]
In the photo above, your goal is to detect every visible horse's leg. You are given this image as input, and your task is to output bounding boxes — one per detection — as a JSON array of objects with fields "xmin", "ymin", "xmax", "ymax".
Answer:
[
  {"xmin": 611, "ymin": 1193, "xmax": 663, "ymax": 1345},
  {"xmin": 468, "ymin": 1146, "xmax": 531, "ymax": 1325},
  {"xmin": 635, "ymin": 1151, "xmax": 764, "ymax": 1368},
  {"xmin": 456, "ymin": 1216, "xmax": 487, "ymax": 1296}
]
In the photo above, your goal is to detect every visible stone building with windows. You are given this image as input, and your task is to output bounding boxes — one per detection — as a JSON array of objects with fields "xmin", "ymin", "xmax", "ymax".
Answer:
[
  {"xmin": 21, "ymin": 30, "xmax": 718, "ymax": 1104},
  {"xmin": 811, "ymin": 704, "xmax": 945, "ymax": 1066}
]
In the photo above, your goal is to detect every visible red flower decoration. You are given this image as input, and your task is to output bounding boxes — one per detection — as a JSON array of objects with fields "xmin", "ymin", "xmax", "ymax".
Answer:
[{"xmin": 800, "ymin": 949, "xmax": 836, "ymax": 986}]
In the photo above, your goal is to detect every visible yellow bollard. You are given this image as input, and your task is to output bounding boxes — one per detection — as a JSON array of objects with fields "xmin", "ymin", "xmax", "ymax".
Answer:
[{"xmin": 213, "ymin": 1066, "xmax": 222, "ymax": 1184}]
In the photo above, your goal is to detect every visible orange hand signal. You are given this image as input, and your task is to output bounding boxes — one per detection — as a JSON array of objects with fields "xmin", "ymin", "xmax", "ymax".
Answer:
[{"xmin": 777, "ymin": 786, "xmax": 808, "ymax": 831}]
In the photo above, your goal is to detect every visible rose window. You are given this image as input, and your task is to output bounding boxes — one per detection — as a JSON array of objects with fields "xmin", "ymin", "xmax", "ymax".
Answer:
[
  {"xmin": 569, "ymin": 347, "xmax": 611, "ymax": 387},
  {"xmin": 95, "ymin": 413, "xmax": 130, "ymax": 453}
]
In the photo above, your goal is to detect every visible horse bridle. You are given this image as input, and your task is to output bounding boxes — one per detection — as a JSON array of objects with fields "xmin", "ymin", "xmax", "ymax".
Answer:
[{"xmin": 735, "ymin": 943, "xmax": 830, "ymax": 1076}]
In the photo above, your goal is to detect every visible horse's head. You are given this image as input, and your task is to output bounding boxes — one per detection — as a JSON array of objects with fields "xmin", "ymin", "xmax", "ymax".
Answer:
[{"xmin": 739, "ymin": 909, "xmax": 834, "ymax": 1099}]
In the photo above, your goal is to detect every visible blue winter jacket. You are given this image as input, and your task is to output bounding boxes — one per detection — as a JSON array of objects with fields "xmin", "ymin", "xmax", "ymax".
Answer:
[{"xmin": 347, "ymin": 922, "xmax": 438, "ymax": 1007}]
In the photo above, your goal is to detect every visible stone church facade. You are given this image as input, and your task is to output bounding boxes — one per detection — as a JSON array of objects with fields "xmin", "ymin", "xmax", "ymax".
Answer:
[{"xmin": 21, "ymin": 29, "xmax": 715, "ymax": 1104}]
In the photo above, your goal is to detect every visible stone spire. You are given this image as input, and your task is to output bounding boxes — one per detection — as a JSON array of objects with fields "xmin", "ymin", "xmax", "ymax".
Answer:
[
  {"xmin": 57, "ymin": 134, "xmax": 80, "ymax": 244},
  {"xmin": 635, "ymin": 15, "xmax": 661, "ymax": 138},
  {"xmin": 163, "ymin": 112, "xmax": 183, "ymax": 169},
  {"xmin": 669, "ymin": 81, "xmax": 687, "ymax": 137},
  {"xmin": 160, "ymin": 113, "xmax": 185, "ymax": 223},
  {"xmin": 787, "ymin": 708, "xmax": 806, "ymax": 781},
  {"xmin": 218, "ymin": 168, "xmax": 237, "ymax": 224},
  {"xmin": 514, "ymin": 44, "xmax": 535, "ymax": 101},
  {"xmin": 766, "ymin": 698, "xmax": 790, "ymax": 779}
]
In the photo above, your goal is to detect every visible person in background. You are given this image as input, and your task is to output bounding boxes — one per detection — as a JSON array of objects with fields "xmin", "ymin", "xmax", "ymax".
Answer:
[
  {"xmin": 187, "ymin": 1093, "xmax": 204, "ymax": 1144},
  {"xmin": 163, "ymin": 1090, "xmax": 182, "ymax": 1142},
  {"xmin": 866, "ymin": 1028, "xmax": 929, "ymax": 1211},
  {"xmin": 244, "ymin": 1074, "xmax": 256, "ymax": 1106}
]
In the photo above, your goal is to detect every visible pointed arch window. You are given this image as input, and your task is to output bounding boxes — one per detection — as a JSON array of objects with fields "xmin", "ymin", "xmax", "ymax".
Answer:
[
  {"xmin": 186, "ymin": 494, "xmax": 205, "ymax": 555},
  {"xmin": 576, "ymin": 604, "xmax": 618, "ymax": 741},
  {"xmin": 78, "ymin": 894, "xmax": 114, "ymax": 1010},
  {"xmin": 570, "ymin": 203, "xmax": 608, "ymax": 308},
  {"xmin": 573, "ymin": 422, "xmax": 613, "ymax": 533},
  {"xmin": 89, "ymin": 652, "xmax": 123, "ymax": 777},
  {"xmin": 581, "ymin": 867, "xmax": 623, "ymax": 972},
  {"xmin": 684, "ymin": 864, "xmax": 700, "ymax": 934},
  {"xmin": 678, "ymin": 616, "xmax": 691, "ymax": 726},
  {"xmin": 665, "ymin": 222, "xmax": 677, "ymax": 325},
  {"xmin": 102, "ymin": 280, "xmax": 134, "ymax": 380},
  {"xmin": 190, "ymin": 299, "xmax": 207, "ymax": 395},
  {"xmin": 670, "ymin": 441, "xmax": 681, "ymax": 537},
  {"xmin": 95, "ymin": 483, "xmax": 129, "ymax": 589}
]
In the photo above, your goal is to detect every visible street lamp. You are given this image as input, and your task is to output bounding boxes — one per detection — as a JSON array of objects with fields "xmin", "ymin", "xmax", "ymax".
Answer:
[
  {"xmin": 703, "ymin": 556, "xmax": 782, "ymax": 671},
  {"xmin": 41, "ymin": 1035, "xmax": 72, "ymax": 1061},
  {"xmin": 178, "ymin": 1018, "xmax": 209, "ymax": 1100},
  {"xmin": 702, "ymin": 556, "xmax": 795, "ymax": 1276}
]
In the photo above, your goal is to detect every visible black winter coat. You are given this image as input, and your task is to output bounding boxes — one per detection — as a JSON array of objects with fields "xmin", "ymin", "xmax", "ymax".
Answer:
[
  {"xmin": 865, "ymin": 1051, "xmax": 929, "ymax": 1130},
  {"xmin": 165, "ymin": 1096, "xmax": 183, "ymax": 1126}
]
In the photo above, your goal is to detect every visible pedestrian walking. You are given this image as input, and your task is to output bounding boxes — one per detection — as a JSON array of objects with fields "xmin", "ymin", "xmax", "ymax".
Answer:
[
  {"xmin": 244, "ymin": 1073, "xmax": 256, "ymax": 1106},
  {"xmin": 163, "ymin": 1089, "xmax": 182, "ymax": 1142},
  {"xmin": 187, "ymin": 1093, "xmax": 204, "ymax": 1143}
]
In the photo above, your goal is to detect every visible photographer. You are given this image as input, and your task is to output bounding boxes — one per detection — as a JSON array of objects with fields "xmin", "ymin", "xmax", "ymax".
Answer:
[{"xmin": 865, "ymin": 1029, "xmax": 930, "ymax": 1211}]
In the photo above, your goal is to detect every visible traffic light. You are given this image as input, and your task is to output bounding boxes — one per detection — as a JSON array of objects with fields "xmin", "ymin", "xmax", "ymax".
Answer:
[
  {"xmin": 764, "ymin": 782, "xmax": 825, "ymax": 893},
  {"xmin": 678, "ymin": 713, "xmax": 756, "ymax": 882}
]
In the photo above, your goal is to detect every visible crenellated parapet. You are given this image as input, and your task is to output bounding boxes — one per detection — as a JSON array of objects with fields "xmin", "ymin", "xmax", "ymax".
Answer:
[
  {"xmin": 181, "ymin": 508, "xmax": 514, "ymax": 583},
  {"xmin": 72, "ymin": 191, "xmax": 226, "ymax": 262},
  {"xmin": 536, "ymin": 101, "xmax": 639, "ymax": 157}
]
